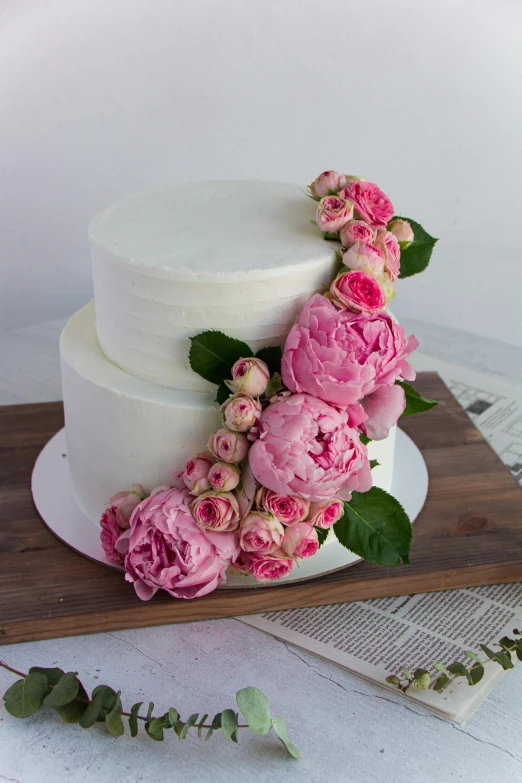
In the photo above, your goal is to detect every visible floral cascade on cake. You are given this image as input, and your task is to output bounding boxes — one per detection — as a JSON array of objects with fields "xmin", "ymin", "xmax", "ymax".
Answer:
[{"xmin": 100, "ymin": 171, "xmax": 438, "ymax": 600}]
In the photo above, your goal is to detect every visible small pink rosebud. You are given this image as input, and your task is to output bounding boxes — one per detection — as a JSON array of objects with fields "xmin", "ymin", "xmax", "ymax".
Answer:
[
  {"xmin": 249, "ymin": 552, "xmax": 294, "ymax": 582},
  {"xmin": 221, "ymin": 392, "xmax": 262, "ymax": 432},
  {"xmin": 239, "ymin": 510, "xmax": 285, "ymax": 554},
  {"xmin": 208, "ymin": 428, "xmax": 249, "ymax": 464},
  {"xmin": 330, "ymin": 270, "xmax": 386, "ymax": 313},
  {"xmin": 309, "ymin": 170, "xmax": 345, "ymax": 200},
  {"xmin": 340, "ymin": 219, "xmax": 376, "ymax": 248},
  {"xmin": 226, "ymin": 357, "xmax": 270, "ymax": 396},
  {"xmin": 191, "ymin": 490, "xmax": 240, "ymax": 532},
  {"xmin": 307, "ymin": 498, "xmax": 344, "ymax": 529},
  {"xmin": 108, "ymin": 483, "xmax": 146, "ymax": 529},
  {"xmin": 316, "ymin": 196, "xmax": 354, "ymax": 234},
  {"xmin": 228, "ymin": 551, "xmax": 252, "ymax": 576},
  {"xmin": 342, "ymin": 242, "xmax": 385, "ymax": 277},
  {"xmin": 374, "ymin": 228, "xmax": 401, "ymax": 281},
  {"xmin": 388, "ymin": 218, "xmax": 414, "ymax": 249},
  {"xmin": 282, "ymin": 522, "xmax": 319, "ymax": 558},
  {"xmin": 183, "ymin": 453, "xmax": 214, "ymax": 496},
  {"xmin": 208, "ymin": 461, "xmax": 241, "ymax": 492}
]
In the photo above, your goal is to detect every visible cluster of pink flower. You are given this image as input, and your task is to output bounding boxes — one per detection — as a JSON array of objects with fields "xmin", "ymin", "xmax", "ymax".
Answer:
[
  {"xmin": 310, "ymin": 171, "xmax": 414, "ymax": 314},
  {"xmin": 100, "ymin": 172, "xmax": 420, "ymax": 601}
]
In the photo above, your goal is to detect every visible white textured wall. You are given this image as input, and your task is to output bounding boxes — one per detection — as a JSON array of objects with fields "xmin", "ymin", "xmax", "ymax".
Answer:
[{"xmin": 1, "ymin": 0, "xmax": 521, "ymax": 346}]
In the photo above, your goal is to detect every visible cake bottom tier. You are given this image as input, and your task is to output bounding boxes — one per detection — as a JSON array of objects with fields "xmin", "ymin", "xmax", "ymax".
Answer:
[{"xmin": 60, "ymin": 301, "xmax": 396, "ymax": 526}]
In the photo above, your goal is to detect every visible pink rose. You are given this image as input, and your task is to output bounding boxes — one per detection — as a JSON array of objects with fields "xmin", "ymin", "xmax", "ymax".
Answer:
[
  {"xmin": 208, "ymin": 461, "xmax": 241, "ymax": 492},
  {"xmin": 342, "ymin": 242, "xmax": 385, "ymax": 277},
  {"xmin": 316, "ymin": 196, "xmax": 354, "ymax": 233},
  {"xmin": 330, "ymin": 270, "xmax": 386, "ymax": 313},
  {"xmin": 309, "ymin": 170, "xmax": 345, "ymax": 200},
  {"xmin": 374, "ymin": 229, "xmax": 401, "ymax": 281},
  {"xmin": 339, "ymin": 181, "xmax": 394, "ymax": 228},
  {"xmin": 208, "ymin": 428, "xmax": 249, "ymax": 463},
  {"xmin": 249, "ymin": 552, "xmax": 294, "ymax": 582},
  {"xmin": 183, "ymin": 454, "xmax": 214, "ymax": 496},
  {"xmin": 227, "ymin": 357, "xmax": 270, "ymax": 396},
  {"xmin": 191, "ymin": 490, "xmax": 240, "ymax": 532},
  {"xmin": 221, "ymin": 392, "xmax": 261, "ymax": 432},
  {"xmin": 100, "ymin": 507, "xmax": 126, "ymax": 563},
  {"xmin": 282, "ymin": 522, "xmax": 319, "ymax": 558},
  {"xmin": 256, "ymin": 487, "xmax": 310, "ymax": 526},
  {"xmin": 307, "ymin": 498, "xmax": 344, "ymax": 529},
  {"xmin": 239, "ymin": 510, "xmax": 285, "ymax": 554},
  {"xmin": 124, "ymin": 487, "xmax": 239, "ymax": 600},
  {"xmin": 108, "ymin": 484, "xmax": 146, "ymax": 529},
  {"xmin": 282, "ymin": 295, "xmax": 418, "ymax": 408},
  {"xmin": 388, "ymin": 218, "xmax": 414, "ymax": 248},
  {"xmin": 228, "ymin": 551, "xmax": 252, "ymax": 576},
  {"xmin": 340, "ymin": 219, "xmax": 376, "ymax": 248},
  {"xmin": 249, "ymin": 393, "xmax": 372, "ymax": 501}
]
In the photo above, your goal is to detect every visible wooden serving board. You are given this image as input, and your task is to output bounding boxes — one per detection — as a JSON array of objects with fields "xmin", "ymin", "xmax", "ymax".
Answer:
[{"xmin": 1, "ymin": 373, "xmax": 521, "ymax": 646}]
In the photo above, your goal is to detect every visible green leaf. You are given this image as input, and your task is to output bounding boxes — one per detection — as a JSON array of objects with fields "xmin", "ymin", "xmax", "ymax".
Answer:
[
  {"xmin": 28, "ymin": 667, "xmax": 64, "ymax": 686},
  {"xmin": 394, "ymin": 217, "xmax": 438, "ymax": 279},
  {"xmin": 359, "ymin": 433, "xmax": 371, "ymax": 446},
  {"xmin": 168, "ymin": 708, "xmax": 179, "ymax": 727},
  {"xmin": 464, "ymin": 651, "xmax": 482, "ymax": 664},
  {"xmin": 265, "ymin": 371, "xmax": 284, "ymax": 398},
  {"xmin": 447, "ymin": 662, "xmax": 471, "ymax": 681},
  {"xmin": 434, "ymin": 663, "xmax": 452, "ymax": 677},
  {"xmin": 91, "ymin": 684, "xmax": 118, "ymax": 715},
  {"xmin": 146, "ymin": 717, "xmax": 165, "ymax": 741},
  {"xmin": 433, "ymin": 675, "xmax": 450, "ymax": 692},
  {"xmin": 129, "ymin": 702, "xmax": 143, "ymax": 737},
  {"xmin": 413, "ymin": 669, "xmax": 431, "ymax": 690},
  {"xmin": 4, "ymin": 673, "xmax": 49, "ymax": 718},
  {"xmin": 334, "ymin": 488, "xmax": 412, "ymax": 566},
  {"xmin": 236, "ymin": 687, "xmax": 272, "ymax": 736},
  {"xmin": 515, "ymin": 641, "xmax": 522, "ymax": 662},
  {"xmin": 53, "ymin": 699, "xmax": 86, "ymax": 724},
  {"xmin": 499, "ymin": 636, "xmax": 516, "ymax": 652},
  {"xmin": 396, "ymin": 380, "xmax": 438, "ymax": 417},
  {"xmin": 179, "ymin": 712, "xmax": 199, "ymax": 740},
  {"xmin": 221, "ymin": 709, "xmax": 239, "ymax": 742},
  {"xmin": 469, "ymin": 663, "xmax": 485, "ymax": 685},
  {"xmin": 42, "ymin": 672, "xmax": 79, "ymax": 708},
  {"xmin": 369, "ymin": 459, "xmax": 380, "ymax": 470},
  {"xmin": 216, "ymin": 383, "xmax": 230, "ymax": 405},
  {"xmin": 272, "ymin": 717, "xmax": 301, "ymax": 759},
  {"xmin": 480, "ymin": 644, "xmax": 514, "ymax": 670},
  {"xmin": 255, "ymin": 346, "xmax": 282, "ymax": 377},
  {"xmin": 400, "ymin": 667, "xmax": 413, "ymax": 680},
  {"xmin": 316, "ymin": 527, "xmax": 329, "ymax": 547},
  {"xmin": 79, "ymin": 690, "xmax": 105, "ymax": 728},
  {"xmin": 106, "ymin": 692, "xmax": 124, "ymax": 736},
  {"xmin": 197, "ymin": 713, "xmax": 209, "ymax": 738},
  {"xmin": 189, "ymin": 331, "xmax": 252, "ymax": 386},
  {"xmin": 385, "ymin": 675, "xmax": 401, "ymax": 686},
  {"xmin": 146, "ymin": 701, "xmax": 155, "ymax": 721}
]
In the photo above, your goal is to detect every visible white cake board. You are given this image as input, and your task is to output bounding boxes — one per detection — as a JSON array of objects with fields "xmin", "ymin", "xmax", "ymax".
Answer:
[{"xmin": 31, "ymin": 428, "xmax": 428, "ymax": 589}]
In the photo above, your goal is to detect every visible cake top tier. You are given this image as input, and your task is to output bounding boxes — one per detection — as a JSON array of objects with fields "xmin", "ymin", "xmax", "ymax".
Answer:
[{"xmin": 89, "ymin": 180, "xmax": 334, "ymax": 280}]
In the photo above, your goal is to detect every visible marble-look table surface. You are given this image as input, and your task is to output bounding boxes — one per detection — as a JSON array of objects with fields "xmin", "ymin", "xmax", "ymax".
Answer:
[{"xmin": 1, "ymin": 316, "xmax": 522, "ymax": 783}]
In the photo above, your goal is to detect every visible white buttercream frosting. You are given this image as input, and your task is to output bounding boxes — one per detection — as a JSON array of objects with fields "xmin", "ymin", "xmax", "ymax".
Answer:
[{"xmin": 90, "ymin": 181, "xmax": 339, "ymax": 391}]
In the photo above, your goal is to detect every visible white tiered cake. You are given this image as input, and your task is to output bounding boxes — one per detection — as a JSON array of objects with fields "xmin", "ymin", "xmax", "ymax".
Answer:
[{"xmin": 60, "ymin": 181, "xmax": 396, "ymax": 526}]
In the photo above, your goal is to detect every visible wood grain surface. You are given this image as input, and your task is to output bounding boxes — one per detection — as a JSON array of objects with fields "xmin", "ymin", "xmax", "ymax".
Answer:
[{"xmin": 1, "ymin": 372, "xmax": 521, "ymax": 646}]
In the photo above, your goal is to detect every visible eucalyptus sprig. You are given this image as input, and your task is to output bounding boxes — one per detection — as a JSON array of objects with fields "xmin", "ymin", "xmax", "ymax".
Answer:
[
  {"xmin": 386, "ymin": 629, "xmax": 522, "ymax": 694},
  {"xmin": 0, "ymin": 661, "xmax": 299, "ymax": 758}
]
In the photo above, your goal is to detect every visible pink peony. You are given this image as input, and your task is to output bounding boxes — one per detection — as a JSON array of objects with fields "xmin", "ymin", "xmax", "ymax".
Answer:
[
  {"xmin": 239, "ymin": 510, "xmax": 285, "ymax": 554},
  {"xmin": 282, "ymin": 522, "xmax": 319, "ymax": 558},
  {"xmin": 374, "ymin": 229, "xmax": 401, "ymax": 281},
  {"xmin": 248, "ymin": 393, "xmax": 371, "ymax": 501},
  {"xmin": 309, "ymin": 170, "xmax": 345, "ymax": 200},
  {"xmin": 208, "ymin": 461, "xmax": 241, "ymax": 492},
  {"xmin": 208, "ymin": 428, "xmax": 249, "ymax": 464},
  {"xmin": 307, "ymin": 498, "xmax": 344, "ymax": 529},
  {"xmin": 124, "ymin": 487, "xmax": 239, "ymax": 600},
  {"xmin": 227, "ymin": 357, "xmax": 270, "ymax": 396},
  {"xmin": 108, "ymin": 484, "xmax": 146, "ymax": 529},
  {"xmin": 256, "ymin": 487, "xmax": 310, "ymax": 526},
  {"xmin": 191, "ymin": 490, "xmax": 240, "ymax": 532},
  {"xmin": 339, "ymin": 181, "xmax": 394, "ymax": 228},
  {"xmin": 282, "ymin": 295, "xmax": 418, "ymax": 408},
  {"xmin": 183, "ymin": 454, "xmax": 214, "ymax": 496},
  {"xmin": 340, "ymin": 219, "xmax": 376, "ymax": 248},
  {"xmin": 342, "ymin": 242, "xmax": 385, "ymax": 277},
  {"xmin": 330, "ymin": 270, "xmax": 386, "ymax": 313},
  {"xmin": 100, "ymin": 507, "xmax": 126, "ymax": 563},
  {"xmin": 361, "ymin": 384, "xmax": 406, "ymax": 440},
  {"xmin": 316, "ymin": 196, "xmax": 354, "ymax": 233},
  {"xmin": 388, "ymin": 218, "xmax": 414, "ymax": 248},
  {"xmin": 222, "ymin": 393, "xmax": 261, "ymax": 432},
  {"xmin": 249, "ymin": 552, "xmax": 294, "ymax": 582}
]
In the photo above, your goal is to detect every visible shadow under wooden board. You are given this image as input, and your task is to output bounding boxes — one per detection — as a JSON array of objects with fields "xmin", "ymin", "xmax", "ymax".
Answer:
[{"xmin": 0, "ymin": 372, "xmax": 521, "ymax": 646}]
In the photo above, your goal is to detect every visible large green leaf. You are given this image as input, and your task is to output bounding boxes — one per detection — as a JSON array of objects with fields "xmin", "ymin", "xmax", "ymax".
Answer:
[
  {"xmin": 128, "ymin": 701, "xmax": 143, "ymax": 738},
  {"xmin": 105, "ymin": 692, "xmax": 124, "ymax": 736},
  {"xmin": 255, "ymin": 345, "xmax": 283, "ymax": 377},
  {"xmin": 236, "ymin": 687, "xmax": 272, "ymax": 736},
  {"xmin": 4, "ymin": 673, "xmax": 49, "ymax": 718},
  {"xmin": 334, "ymin": 487, "xmax": 412, "ymax": 566},
  {"xmin": 28, "ymin": 667, "xmax": 64, "ymax": 686},
  {"xmin": 221, "ymin": 709, "xmax": 239, "ymax": 742},
  {"xmin": 272, "ymin": 717, "xmax": 301, "ymax": 759},
  {"xmin": 79, "ymin": 690, "xmax": 105, "ymax": 728},
  {"xmin": 189, "ymin": 331, "xmax": 252, "ymax": 386},
  {"xmin": 396, "ymin": 380, "xmax": 438, "ymax": 416},
  {"xmin": 42, "ymin": 672, "xmax": 79, "ymax": 708},
  {"xmin": 393, "ymin": 217, "xmax": 438, "ymax": 279}
]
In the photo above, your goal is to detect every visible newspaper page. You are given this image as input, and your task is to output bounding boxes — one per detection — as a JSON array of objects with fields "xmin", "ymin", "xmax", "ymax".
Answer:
[{"xmin": 237, "ymin": 359, "xmax": 522, "ymax": 723}]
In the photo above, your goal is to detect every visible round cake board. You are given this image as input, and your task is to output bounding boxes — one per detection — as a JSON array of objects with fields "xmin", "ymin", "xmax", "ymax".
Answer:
[{"xmin": 31, "ymin": 428, "xmax": 428, "ymax": 589}]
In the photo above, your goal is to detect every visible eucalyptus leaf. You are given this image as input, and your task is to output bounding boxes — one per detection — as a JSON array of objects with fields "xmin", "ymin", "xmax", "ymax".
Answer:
[
  {"xmin": 272, "ymin": 717, "xmax": 301, "ymax": 759},
  {"xmin": 146, "ymin": 717, "xmax": 165, "ymax": 741},
  {"xmin": 385, "ymin": 675, "xmax": 401, "ymax": 686},
  {"xmin": 53, "ymin": 699, "xmax": 87, "ymax": 724},
  {"xmin": 179, "ymin": 713, "xmax": 199, "ymax": 740},
  {"xmin": 433, "ymin": 675, "xmax": 450, "ymax": 692},
  {"xmin": 42, "ymin": 672, "xmax": 79, "ymax": 708},
  {"xmin": 129, "ymin": 702, "xmax": 143, "ymax": 738},
  {"xmin": 28, "ymin": 667, "xmax": 64, "ymax": 686},
  {"xmin": 79, "ymin": 690, "xmax": 105, "ymax": 729},
  {"xmin": 396, "ymin": 380, "xmax": 438, "ymax": 417},
  {"xmin": 4, "ymin": 674, "xmax": 49, "ymax": 718},
  {"xmin": 255, "ymin": 346, "xmax": 283, "ymax": 378},
  {"xmin": 413, "ymin": 670, "xmax": 431, "ymax": 690},
  {"xmin": 198, "ymin": 713, "xmax": 209, "ymax": 738},
  {"xmin": 106, "ymin": 693, "xmax": 124, "ymax": 737},
  {"xmin": 168, "ymin": 708, "xmax": 179, "ymax": 727},
  {"xmin": 334, "ymin": 488, "xmax": 412, "ymax": 566},
  {"xmin": 146, "ymin": 701, "xmax": 155, "ymax": 721},
  {"xmin": 221, "ymin": 709, "xmax": 239, "ymax": 742},
  {"xmin": 468, "ymin": 663, "xmax": 485, "ymax": 685},
  {"xmin": 189, "ymin": 331, "xmax": 252, "ymax": 386},
  {"xmin": 464, "ymin": 651, "xmax": 482, "ymax": 664},
  {"xmin": 236, "ymin": 687, "xmax": 272, "ymax": 736},
  {"xmin": 394, "ymin": 217, "xmax": 438, "ymax": 279},
  {"xmin": 91, "ymin": 684, "xmax": 118, "ymax": 714}
]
